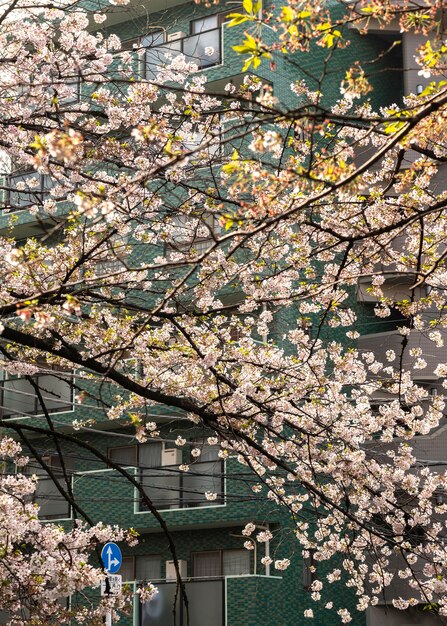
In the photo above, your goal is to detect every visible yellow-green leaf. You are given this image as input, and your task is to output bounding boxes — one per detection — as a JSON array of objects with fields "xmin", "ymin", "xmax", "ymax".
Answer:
[
  {"xmin": 281, "ymin": 6, "xmax": 295, "ymax": 22},
  {"xmin": 227, "ymin": 13, "xmax": 249, "ymax": 26},
  {"xmin": 242, "ymin": 57, "xmax": 254, "ymax": 71},
  {"xmin": 243, "ymin": 0, "xmax": 252, "ymax": 14}
]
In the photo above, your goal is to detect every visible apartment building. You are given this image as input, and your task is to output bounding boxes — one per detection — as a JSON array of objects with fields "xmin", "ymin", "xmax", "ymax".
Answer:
[{"xmin": 0, "ymin": 1, "xmax": 443, "ymax": 625}]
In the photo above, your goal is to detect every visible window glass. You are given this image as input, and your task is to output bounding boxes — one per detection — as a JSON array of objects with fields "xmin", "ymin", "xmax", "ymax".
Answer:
[
  {"xmin": 136, "ymin": 555, "xmax": 161, "ymax": 582},
  {"xmin": 139, "ymin": 443, "xmax": 179, "ymax": 510},
  {"xmin": 183, "ymin": 31, "xmax": 221, "ymax": 68},
  {"xmin": 141, "ymin": 31, "xmax": 164, "ymax": 47},
  {"xmin": 191, "ymin": 15, "xmax": 218, "ymax": 34},
  {"xmin": 145, "ymin": 40, "xmax": 181, "ymax": 80},
  {"xmin": 94, "ymin": 233, "xmax": 128, "ymax": 277},
  {"xmin": 38, "ymin": 374, "xmax": 72, "ymax": 412},
  {"xmin": 35, "ymin": 455, "xmax": 73, "ymax": 520},
  {"xmin": 183, "ymin": 441, "xmax": 222, "ymax": 507},
  {"xmin": 120, "ymin": 556, "xmax": 135, "ymax": 582},
  {"xmin": 303, "ymin": 550, "xmax": 315, "ymax": 589},
  {"xmin": 139, "ymin": 442, "xmax": 162, "ymax": 467},
  {"xmin": 223, "ymin": 550, "xmax": 250, "ymax": 576},
  {"xmin": 193, "ymin": 551, "xmax": 221, "ymax": 578},
  {"xmin": 0, "ymin": 371, "xmax": 72, "ymax": 418},
  {"xmin": 1, "ymin": 375, "xmax": 36, "ymax": 416},
  {"xmin": 167, "ymin": 214, "xmax": 220, "ymax": 256},
  {"xmin": 192, "ymin": 439, "xmax": 219, "ymax": 462}
]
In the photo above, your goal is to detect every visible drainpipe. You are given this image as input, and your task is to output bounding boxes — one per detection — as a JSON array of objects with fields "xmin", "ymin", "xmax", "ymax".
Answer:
[
  {"xmin": 264, "ymin": 523, "xmax": 271, "ymax": 577},
  {"xmin": 261, "ymin": 303, "xmax": 268, "ymax": 344}
]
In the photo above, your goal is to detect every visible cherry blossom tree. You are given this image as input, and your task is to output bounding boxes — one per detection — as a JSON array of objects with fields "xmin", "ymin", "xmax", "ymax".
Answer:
[
  {"xmin": 0, "ymin": 437, "xmax": 145, "ymax": 624},
  {"xmin": 0, "ymin": 0, "xmax": 447, "ymax": 622}
]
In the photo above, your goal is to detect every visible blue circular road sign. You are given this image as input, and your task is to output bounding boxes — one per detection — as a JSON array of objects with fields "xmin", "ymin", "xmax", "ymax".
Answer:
[{"xmin": 101, "ymin": 542, "xmax": 122, "ymax": 574}]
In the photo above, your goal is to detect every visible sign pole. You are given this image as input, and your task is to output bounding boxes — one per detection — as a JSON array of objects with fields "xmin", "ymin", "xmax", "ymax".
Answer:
[
  {"xmin": 100, "ymin": 543, "xmax": 123, "ymax": 626},
  {"xmin": 105, "ymin": 608, "xmax": 112, "ymax": 626},
  {"xmin": 105, "ymin": 576, "xmax": 112, "ymax": 626}
]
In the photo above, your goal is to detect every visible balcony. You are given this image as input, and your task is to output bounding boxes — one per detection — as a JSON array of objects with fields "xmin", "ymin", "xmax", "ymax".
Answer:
[
  {"xmin": 357, "ymin": 327, "xmax": 447, "ymax": 380},
  {"xmin": 367, "ymin": 605, "xmax": 440, "ymax": 626},
  {"xmin": 143, "ymin": 28, "xmax": 221, "ymax": 80},
  {"xmin": 0, "ymin": 370, "xmax": 74, "ymax": 419},
  {"xmin": 364, "ymin": 551, "xmax": 440, "ymax": 626},
  {"xmin": 140, "ymin": 579, "xmax": 223, "ymax": 626},
  {"xmin": 1, "ymin": 169, "xmax": 53, "ymax": 213},
  {"xmin": 138, "ymin": 575, "xmax": 283, "ymax": 626},
  {"xmin": 71, "ymin": 459, "xmax": 225, "ymax": 528},
  {"xmin": 71, "ymin": 453, "xmax": 268, "ymax": 528}
]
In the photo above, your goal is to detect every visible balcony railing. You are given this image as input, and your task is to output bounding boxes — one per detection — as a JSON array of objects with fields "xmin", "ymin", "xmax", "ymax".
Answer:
[
  {"xmin": 139, "ymin": 575, "xmax": 283, "ymax": 626},
  {"xmin": 0, "ymin": 372, "xmax": 73, "ymax": 419},
  {"xmin": 1, "ymin": 170, "xmax": 53, "ymax": 212},
  {"xmin": 358, "ymin": 327, "xmax": 447, "ymax": 380},
  {"xmin": 140, "ymin": 579, "xmax": 224, "ymax": 626},
  {"xmin": 145, "ymin": 28, "xmax": 221, "ymax": 80}
]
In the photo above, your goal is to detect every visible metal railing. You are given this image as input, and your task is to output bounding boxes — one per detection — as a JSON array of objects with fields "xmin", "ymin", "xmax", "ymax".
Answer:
[
  {"xmin": 1, "ymin": 170, "xmax": 53, "ymax": 212},
  {"xmin": 140, "ymin": 579, "xmax": 224, "ymax": 626}
]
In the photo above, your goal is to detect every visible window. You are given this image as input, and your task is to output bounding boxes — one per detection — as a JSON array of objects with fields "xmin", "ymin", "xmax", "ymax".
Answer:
[
  {"xmin": 93, "ymin": 233, "xmax": 128, "ymax": 277},
  {"xmin": 143, "ymin": 31, "xmax": 182, "ymax": 81},
  {"xmin": 182, "ymin": 439, "xmax": 224, "ymax": 507},
  {"xmin": 34, "ymin": 455, "xmax": 73, "ymax": 520},
  {"xmin": 109, "ymin": 442, "xmax": 182, "ymax": 511},
  {"xmin": 193, "ymin": 551, "xmax": 221, "ymax": 578},
  {"xmin": 139, "ymin": 443, "xmax": 181, "ymax": 511},
  {"xmin": 109, "ymin": 439, "xmax": 224, "ymax": 511},
  {"xmin": 108, "ymin": 443, "xmax": 161, "ymax": 467},
  {"xmin": 222, "ymin": 550, "xmax": 251, "ymax": 576},
  {"xmin": 120, "ymin": 555, "xmax": 161, "ymax": 582},
  {"xmin": 2, "ymin": 165, "xmax": 53, "ymax": 212},
  {"xmin": 183, "ymin": 17, "xmax": 221, "ymax": 68},
  {"xmin": 120, "ymin": 556, "xmax": 135, "ymax": 582},
  {"xmin": 0, "ymin": 369, "xmax": 73, "ymax": 419},
  {"xmin": 181, "ymin": 123, "xmax": 222, "ymax": 163},
  {"xmin": 58, "ymin": 77, "xmax": 80, "ymax": 105},
  {"xmin": 166, "ymin": 213, "xmax": 221, "ymax": 257},
  {"xmin": 191, "ymin": 15, "xmax": 219, "ymax": 34},
  {"xmin": 137, "ymin": 555, "xmax": 162, "ymax": 582},
  {"xmin": 192, "ymin": 549, "xmax": 250, "ymax": 578},
  {"xmin": 303, "ymin": 550, "xmax": 316, "ymax": 589},
  {"xmin": 143, "ymin": 11, "xmax": 234, "ymax": 79}
]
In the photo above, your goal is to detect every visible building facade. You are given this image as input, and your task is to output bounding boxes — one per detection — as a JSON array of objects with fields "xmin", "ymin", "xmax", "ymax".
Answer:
[{"xmin": 0, "ymin": 1, "xmax": 444, "ymax": 625}]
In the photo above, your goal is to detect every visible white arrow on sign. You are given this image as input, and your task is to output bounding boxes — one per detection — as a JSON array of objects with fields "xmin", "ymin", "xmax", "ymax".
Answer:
[{"xmin": 107, "ymin": 546, "xmax": 120, "ymax": 571}]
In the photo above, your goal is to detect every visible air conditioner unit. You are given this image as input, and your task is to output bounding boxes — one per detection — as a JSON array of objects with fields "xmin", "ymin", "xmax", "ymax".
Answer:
[
  {"xmin": 166, "ymin": 559, "xmax": 187, "ymax": 581},
  {"xmin": 167, "ymin": 31, "xmax": 186, "ymax": 42},
  {"xmin": 161, "ymin": 447, "xmax": 182, "ymax": 466}
]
